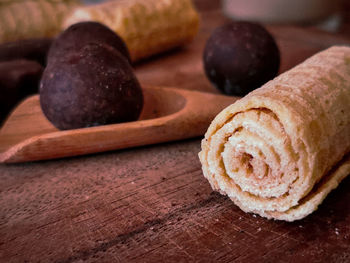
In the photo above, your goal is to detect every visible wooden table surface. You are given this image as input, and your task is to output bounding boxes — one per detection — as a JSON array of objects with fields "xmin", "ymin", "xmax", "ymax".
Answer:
[{"xmin": 1, "ymin": 1, "xmax": 350, "ymax": 262}]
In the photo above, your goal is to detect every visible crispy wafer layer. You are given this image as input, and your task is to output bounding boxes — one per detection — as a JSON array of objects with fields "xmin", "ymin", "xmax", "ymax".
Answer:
[
  {"xmin": 63, "ymin": 0, "xmax": 199, "ymax": 61},
  {"xmin": 199, "ymin": 46, "xmax": 350, "ymax": 221}
]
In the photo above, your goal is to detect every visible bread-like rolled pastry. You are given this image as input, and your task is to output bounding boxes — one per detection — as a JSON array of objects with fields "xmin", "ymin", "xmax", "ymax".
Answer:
[
  {"xmin": 0, "ymin": 0, "xmax": 79, "ymax": 43},
  {"xmin": 63, "ymin": 0, "xmax": 199, "ymax": 61},
  {"xmin": 199, "ymin": 46, "xmax": 350, "ymax": 221}
]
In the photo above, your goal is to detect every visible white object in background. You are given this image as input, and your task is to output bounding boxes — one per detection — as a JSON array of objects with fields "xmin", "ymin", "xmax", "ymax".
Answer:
[{"xmin": 222, "ymin": 0, "xmax": 340, "ymax": 24}]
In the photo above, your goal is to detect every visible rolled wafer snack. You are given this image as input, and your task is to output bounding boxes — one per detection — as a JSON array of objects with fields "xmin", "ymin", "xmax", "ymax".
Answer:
[
  {"xmin": 199, "ymin": 46, "xmax": 350, "ymax": 221},
  {"xmin": 63, "ymin": 0, "xmax": 199, "ymax": 61},
  {"xmin": 0, "ymin": 0, "xmax": 80, "ymax": 43}
]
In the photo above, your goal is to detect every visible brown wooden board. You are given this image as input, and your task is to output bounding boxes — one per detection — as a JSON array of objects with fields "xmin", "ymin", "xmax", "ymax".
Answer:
[
  {"xmin": 1, "ymin": 5, "xmax": 350, "ymax": 263},
  {"xmin": 1, "ymin": 141, "xmax": 350, "ymax": 262}
]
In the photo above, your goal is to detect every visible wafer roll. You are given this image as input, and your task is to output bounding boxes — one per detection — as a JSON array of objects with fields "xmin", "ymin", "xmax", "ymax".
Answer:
[
  {"xmin": 0, "ymin": 0, "xmax": 79, "ymax": 44},
  {"xmin": 63, "ymin": 0, "xmax": 199, "ymax": 61},
  {"xmin": 199, "ymin": 46, "xmax": 350, "ymax": 221}
]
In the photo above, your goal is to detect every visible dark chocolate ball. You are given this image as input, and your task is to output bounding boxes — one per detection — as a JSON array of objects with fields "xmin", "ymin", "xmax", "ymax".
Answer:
[
  {"xmin": 0, "ymin": 60, "xmax": 43, "ymax": 125},
  {"xmin": 48, "ymin": 21, "xmax": 131, "ymax": 64},
  {"xmin": 203, "ymin": 21, "xmax": 280, "ymax": 96},
  {"xmin": 40, "ymin": 43, "xmax": 143, "ymax": 130},
  {"xmin": 0, "ymin": 38, "xmax": 52, "ymax": 66}
]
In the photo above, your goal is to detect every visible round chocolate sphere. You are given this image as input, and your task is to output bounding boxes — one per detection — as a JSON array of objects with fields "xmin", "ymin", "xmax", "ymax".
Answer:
[
  {"xmin": 48, "ymin": 21, "xmax": 131, "ymax": 64},
  {"xmin": 40, "ymin": 43, "xmax": 143, "ymax": 130},
  {"xmin": 0, "ymin": 60, "xmax": 43, "ymax": 125},
  {"xmin": 203, "ymin": 21, "xmax": 280, "ymax": 96}
]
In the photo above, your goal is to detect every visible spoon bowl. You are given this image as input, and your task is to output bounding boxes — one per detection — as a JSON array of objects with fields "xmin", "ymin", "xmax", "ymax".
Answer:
[{"xmin": 0, "ymin": 86, "xmax": 237, "ymax": 163}]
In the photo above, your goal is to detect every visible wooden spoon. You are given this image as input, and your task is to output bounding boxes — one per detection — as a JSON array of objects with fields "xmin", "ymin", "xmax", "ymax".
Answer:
[{"xmin": 0, "ymin": 86, "xmax": 237, "ymax": 163}]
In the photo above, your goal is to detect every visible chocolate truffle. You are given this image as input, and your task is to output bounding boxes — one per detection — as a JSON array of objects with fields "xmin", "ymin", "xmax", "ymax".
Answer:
[
  {"xmin": 40, "ymin": 43, "xmax": 143, "ymax": 130},
  {"xmin": 48, "ymin": 21, "xmax": 131, "ymax": 64},
  {"xmin": 203, "ymin": 21, "xmax": 280, "ymax": 96},
  {"xmin": 0, "ymin": 38, "xmax": 52, "ymax": 66},
  {"xmin": 0, "ymin": 60, "xmax": 43, "ymax": 124}
]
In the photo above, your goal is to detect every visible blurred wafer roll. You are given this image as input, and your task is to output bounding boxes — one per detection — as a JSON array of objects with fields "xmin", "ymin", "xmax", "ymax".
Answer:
[
  {"xmin": 199, "ymin": 46, "xmax": 350, "ymax": 221},
  {"xmin": 63, "ymin": 0, "xmax": 199, "ymax": 61},
  {"xmin": 0, "ymin": 0, "xmax": 80, "ymax": 43}
]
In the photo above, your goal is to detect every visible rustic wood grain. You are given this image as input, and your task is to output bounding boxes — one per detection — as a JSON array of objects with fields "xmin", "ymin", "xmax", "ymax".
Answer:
[
  {"xmin": 1, "ymin": 141, "xmax": 350, "ymax": 262},
  {"xmin": 1, "ymin": 2, "xmax": 350, "ymax": 263}
]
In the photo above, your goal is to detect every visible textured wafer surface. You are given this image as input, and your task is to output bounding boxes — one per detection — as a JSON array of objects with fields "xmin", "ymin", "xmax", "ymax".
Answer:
[
  {"xmin": 0, "ymin": 0, "xmax": 79, "ymax": 43},
  {"xmin": 63, "ymin": 0, "xmax": 199, "ymax": 61},
  {"xmin": 199, "ymin": 46, "xmax": 350, "ymax": 221}
]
